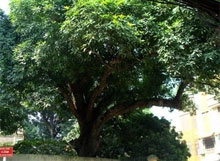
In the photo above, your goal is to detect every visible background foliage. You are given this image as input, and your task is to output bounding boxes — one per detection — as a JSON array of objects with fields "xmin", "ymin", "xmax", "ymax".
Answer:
[
  {"xmin": 14, "ymin": 140, "xmax": 77, "ymax": 156},
  {"xmin": 0, "ymin": 9, "xmax": 25, "ymax": 134},
  {"xmin": 98, "ymin": 110, "xmax": 190, "ymax": 161}
]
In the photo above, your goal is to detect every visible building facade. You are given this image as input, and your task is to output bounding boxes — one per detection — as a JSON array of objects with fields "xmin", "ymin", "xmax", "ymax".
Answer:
[{"xmin": 177, "ymin": 92, "xmax": 220, "ymax": 161}]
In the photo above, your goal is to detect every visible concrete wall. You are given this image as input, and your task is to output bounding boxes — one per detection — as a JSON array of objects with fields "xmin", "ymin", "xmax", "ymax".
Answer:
[
  {"xmin": 6, "ymin": 154, "xmax": 118, "ymax": 161},
  {"xmin": 0, "ymin": 133, "xmax": 24, "ymax": 145}
]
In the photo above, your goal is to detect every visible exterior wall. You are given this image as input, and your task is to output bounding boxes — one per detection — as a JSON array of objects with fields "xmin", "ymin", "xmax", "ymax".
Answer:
[
  {"xmin": 178, "ymin": 112, "xmax": 200, "ymax": 161},
  {"xmin": 6, "ymin": 154, "xmax": 118, "ymax": 161},
  {"xmin": 0, "ymin": 130, "xmax": 24, "ymax": 145},
  {"xmin": 178, "ymin": 93, "xmax": 220, "ymax": 161}
]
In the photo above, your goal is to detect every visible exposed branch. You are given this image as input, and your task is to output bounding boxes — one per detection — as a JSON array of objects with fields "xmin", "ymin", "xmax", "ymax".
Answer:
[
  {"xmin": 41, "ymin": 112, "xmax": 55, "ymax": 138},
  {"xmin": 175, "ymin": 81, "xmax": 188, "ymax": 100},
  {"xmin": 67, "ymin": 83, "xmax": 77, "ymax": 109},
  {"xmin": 97, "ymin": 81, "xmax": 188, "ymax": 126},
  {"xmin": 87, "ymin": 54, "xmax": 122, "ymax": 119},
  {"xmin": 87, "ymin": 67, "xmax": 112, "ymax": 119},
  {"xmin": 58, "ymin": 86, "xmax": 79, "ymax": 119}
]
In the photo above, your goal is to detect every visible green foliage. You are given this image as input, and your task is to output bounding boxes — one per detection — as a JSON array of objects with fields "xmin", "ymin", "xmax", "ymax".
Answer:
[
  {"xmin": 1, "ymin": 8, "xmax": 75, "ymax": 136},
  {"xmin": 63, "ymin": 122, "xmax": 80, "ymax": 143},
  {"xmin": 0, "ymin": 141, "xmax": 14, "ymax": 147},
  {"xmin": 21, "ymin": 85, "xmax": 75, "ymax": 140},
  {"xmin": 23, "ymin": 109, "xmax": 75, "ymax": 140},
  {"xmin": 8, "ymin": 0, "xmax": 219, "ymax": 107},
  {"xmin": 2, "ymin": 0, "xmax": 220, "ymax": 156},
  {"xmin": 157, "ymin": 7, "xmax": 220, "ymax": 84},
  {"xmin": 0, "ymin": 9, "xmax": 25, "ymax": 134},
  {"xmin": 14, "ymin": 140, "xmax": 77, "ymax": 156},
  {"xmin": 98, "ymin": 110, "xmax": 190, "ymax": 161}
]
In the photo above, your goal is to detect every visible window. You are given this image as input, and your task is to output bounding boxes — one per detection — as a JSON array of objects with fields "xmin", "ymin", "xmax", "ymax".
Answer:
[{"xmin": 203, "ymin": 136, "xmax": 215, "ymax": 149}]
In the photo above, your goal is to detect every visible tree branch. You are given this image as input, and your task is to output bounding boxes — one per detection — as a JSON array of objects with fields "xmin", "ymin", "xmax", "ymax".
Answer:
[
  {"xmin": 150, "ymin": 0, "xmax": 189, "ymax": 8},
  {"xmin": 87, "ymin": 67, "xmax": 112, "ymax": 119},
  {"xmin": 87, "ymin": 55, "xmax": 122, "ymax": 120},
  {"xmin": 42, "ymin": 112, "xmax": 55, "ymax": 138},
  {"xmin": 97, "ymin": 81, "xmax": 188, "ymax": 125},
  {"xmin": 146, "ymin": 0, "xmax": 220, "ymax": 25},
  {"xmin": 170, "ymin": 0, "xmax": 219, "ymax": 23},
  {"xmin": 175, "ymin": 81, "xmax": 188, "ymax": 100},
  {"xmin": 67, "ymin": 83, "xmax": 77, "ymax": 108},
  {"xmin": 58, "ymin": 86, "xmax": 79, "ymax": 119},
  {"xmin": 178, "ymin": 0, "xmax": 220, "ymax": 23}
]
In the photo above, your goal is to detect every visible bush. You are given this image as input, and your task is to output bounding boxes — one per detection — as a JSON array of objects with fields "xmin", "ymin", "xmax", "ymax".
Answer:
[
  {"xmin": 98, "ymin": 110, "xmax": 191, "ymax": 161},
  {"xmin": 14, "ymin": 140, "xmax": 77, "ymax": 156}
]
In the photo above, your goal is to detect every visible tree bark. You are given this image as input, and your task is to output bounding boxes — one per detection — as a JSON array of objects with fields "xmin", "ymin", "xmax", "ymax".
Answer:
[
  {"xmin": 57, "ymin": 59, "xmax": 188, "ymax": 157},
  {"xmin": 74, "ymin": 122, "xmax": 100, "ymax": 157},
  {"xmin": 42, "ymin": 112, "xmax": 56, "ymax": 139},
  {"xmin": 59, "ymin": 81, "xmax": 188, "ymax": 157}
]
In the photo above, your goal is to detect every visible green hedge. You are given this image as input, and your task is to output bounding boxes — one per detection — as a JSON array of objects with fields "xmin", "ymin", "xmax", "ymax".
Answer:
[{"xmin": 13, "ymin": 140, "xmax": 77, "ymax": 156}]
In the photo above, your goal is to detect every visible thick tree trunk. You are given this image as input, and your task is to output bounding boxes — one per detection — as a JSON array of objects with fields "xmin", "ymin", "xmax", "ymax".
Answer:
[
  {"xmin": 74, "ymin": 123, "xmax": 101, "ymax": 157},
  {"xmin": 59, "ymin": 79, "xmax": 187, "ymax": 157}
]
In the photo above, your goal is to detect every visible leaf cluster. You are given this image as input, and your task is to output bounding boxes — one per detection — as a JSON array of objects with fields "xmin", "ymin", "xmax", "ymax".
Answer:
[
  {"xmin": 14, "ymin": 139, "xmax": 77, "ymax": 156},
  {"xmin": 98, "ymin": 110, "xmax": 190, "ymax": 161}
]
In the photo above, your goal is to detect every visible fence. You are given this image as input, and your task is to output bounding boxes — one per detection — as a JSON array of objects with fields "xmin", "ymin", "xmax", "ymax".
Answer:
[{"xmin": 6, "ymin": 154, "xmax": 118, "ymax": 161}]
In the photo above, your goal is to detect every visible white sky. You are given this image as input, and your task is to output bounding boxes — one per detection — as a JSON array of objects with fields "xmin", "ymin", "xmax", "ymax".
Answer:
[
  {"xmin": 0, "ymin": 0, "xmax": 10, "ymax": 14},
  {"xmin": 150, "ymin": 106, "xmax": 180, "ymax": 128},
  {"xmin": 0, "ymin": 0, "xmax": 180, "ymax": 129}
]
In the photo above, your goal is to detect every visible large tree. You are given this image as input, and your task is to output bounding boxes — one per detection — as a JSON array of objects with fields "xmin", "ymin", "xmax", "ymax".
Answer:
[{"xmin": 3, "ymin": 0, "xmax": 220, "ymax": 156}]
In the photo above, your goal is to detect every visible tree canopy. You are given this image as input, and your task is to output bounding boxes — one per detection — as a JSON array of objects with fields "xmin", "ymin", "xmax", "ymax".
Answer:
[
  {"xmin": 0, "ymin": 0, "xmax": 219, "ymax": 156},
  {"xmin": 166, "ymin": 0, "xmax": 220, "ymax": 25}
]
